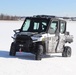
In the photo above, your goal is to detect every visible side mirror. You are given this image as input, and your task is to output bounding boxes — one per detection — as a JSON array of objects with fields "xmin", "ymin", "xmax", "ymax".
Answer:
[
  {"xmin": 13, "ymin": 29, "xmax": 20, "ymax": 33},
  {"xmin": 65, "ymin": 31, "xmax": 69, "ymax": 35}
]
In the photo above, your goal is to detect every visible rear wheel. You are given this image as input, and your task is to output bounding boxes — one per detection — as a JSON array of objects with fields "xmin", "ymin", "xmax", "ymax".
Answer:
[
  {"xmin": 35, "ymin": 45, "xmax": 43, "ymax": 60},
  {"xmin": 9, "ymin": 42, "xmax": 16, "ymax": 56},
  {"xmin": 62, "ymin": 46, "xmax": 71, "ymax": 57}
]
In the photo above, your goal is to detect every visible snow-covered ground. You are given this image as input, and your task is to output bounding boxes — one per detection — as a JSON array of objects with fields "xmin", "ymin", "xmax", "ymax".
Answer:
[{"xmin": 0, "ymin": 20, "xmax": 76, "ymax": 75}]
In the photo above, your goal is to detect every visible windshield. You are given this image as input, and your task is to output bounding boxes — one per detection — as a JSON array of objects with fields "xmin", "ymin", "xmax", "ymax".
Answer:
[{"xmin": 21, "ymin": 18, "xmax": 49, "ymax": 33}]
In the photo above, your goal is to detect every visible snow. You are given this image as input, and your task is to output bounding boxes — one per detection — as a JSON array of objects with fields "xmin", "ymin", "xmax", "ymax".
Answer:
[{"xmin": 0, "ymin": 20, "xmax": 76, "ymax": 75}]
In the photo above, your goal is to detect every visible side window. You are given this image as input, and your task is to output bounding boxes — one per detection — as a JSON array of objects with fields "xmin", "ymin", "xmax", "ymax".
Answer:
[
  {"xmin": 42, "ymin": 22, "xmax": 47, "ymax": 30},
  {"xmin": 49, "ymin": 21, "xmax": 58, "ymax": 34},
  {"xmin": 33, "ymin": 21, "xmax": 47, "ymax": 31},
  {"xmin": 34, "ymin": 22, "xmax": 39, "ymax": 30},
  {"xmin": 60, "ymin": 22, "xmax": 66, "ymax": 34}
]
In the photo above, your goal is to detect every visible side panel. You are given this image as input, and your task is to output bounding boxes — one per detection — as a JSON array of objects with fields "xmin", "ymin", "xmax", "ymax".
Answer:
[
  {"xmin": 45, "ymin": 34, "xmax": 58, "ymax": 53},
  {"xmin": 57, "ymin": 34, "xmax": 65, "ymax": 53}
]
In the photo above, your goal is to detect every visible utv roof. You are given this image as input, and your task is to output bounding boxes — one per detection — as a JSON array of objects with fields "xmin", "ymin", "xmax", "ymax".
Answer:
[
  {"xmin": 26, "ymin": 15, "xmax": 65, "ymax": 21},
  {"xmin": 33, "ymin": 15, "xmax": 56, "ymax": 18}
]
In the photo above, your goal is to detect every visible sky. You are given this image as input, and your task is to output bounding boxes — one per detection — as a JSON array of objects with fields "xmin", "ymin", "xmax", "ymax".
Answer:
[{"xmin": 0, "ymin": 0, "xmax": 76, "ymax": 17}]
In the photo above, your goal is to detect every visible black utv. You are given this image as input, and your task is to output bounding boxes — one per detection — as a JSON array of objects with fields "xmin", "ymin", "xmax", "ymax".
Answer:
[{"xmin": 9, "ymin": 15, "xmax": 73, "ymax": 60}]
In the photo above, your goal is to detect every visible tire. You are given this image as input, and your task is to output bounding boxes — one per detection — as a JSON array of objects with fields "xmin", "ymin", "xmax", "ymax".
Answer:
[
  {"xmin": 9, "ymin": 42, "xmax": 16, "ymax": 56},
  {"xmin": 35, "ymin": 45, "xmax": 43, "ymax": 60},
  {"xmin": 62, "ymin": 46, "xmax": 71, "ymax": 57}
]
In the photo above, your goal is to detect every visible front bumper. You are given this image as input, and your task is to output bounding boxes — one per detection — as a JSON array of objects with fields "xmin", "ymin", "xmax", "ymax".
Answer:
[{"xmin": 15, "ymin": 42, "xmax": 32, "ymax": 52}]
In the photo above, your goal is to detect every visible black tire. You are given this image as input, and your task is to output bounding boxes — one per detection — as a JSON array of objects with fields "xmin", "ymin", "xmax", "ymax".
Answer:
[
  {"xmin": 9, "ymin": 42, "xmax": 16, "ymax": 56},
  {"xmin": 35, "ymin": 45, "xmax": 43, "ymax": 60},
  {"xmin": 62, "ymin": 46, "xmax": 71, "ymax": 57}
]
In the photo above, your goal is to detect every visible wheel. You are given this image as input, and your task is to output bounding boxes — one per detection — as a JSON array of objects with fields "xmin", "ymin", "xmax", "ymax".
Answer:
[
  {"xmin": 9, "ymin": 42, "xmax": 16, "ymax": 56},
  {"xmin": 62, "ymin": 46, "xmax": 71, "ymax": 57},
  {"xmin": 35, "ymin": 45, "xmax": 43, "ymax": 60}
]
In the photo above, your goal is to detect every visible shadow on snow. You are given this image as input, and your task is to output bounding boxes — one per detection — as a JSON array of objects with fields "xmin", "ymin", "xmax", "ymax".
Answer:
[
  {"xmin": 0, "ymin": 50, "xmax": 62, "ymax": 60},
  {"xmin": 0, "ymin": 50, "xmax": 35, "ymax": 60}
]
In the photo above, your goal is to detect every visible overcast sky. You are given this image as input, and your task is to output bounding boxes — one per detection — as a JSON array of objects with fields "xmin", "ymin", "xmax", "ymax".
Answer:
[{"xmin": 0, "ymin": 0, "xmax": 76, "ymax": 17}]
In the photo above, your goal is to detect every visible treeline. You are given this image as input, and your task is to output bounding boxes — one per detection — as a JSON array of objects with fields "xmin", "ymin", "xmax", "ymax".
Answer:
[
  {"xmin": 1, "ymin": 14, "xmax": 76, "ymax": 21},
  {"xmin": 0, "ymin": 14, "xmax": 21, "ymax": 20}
]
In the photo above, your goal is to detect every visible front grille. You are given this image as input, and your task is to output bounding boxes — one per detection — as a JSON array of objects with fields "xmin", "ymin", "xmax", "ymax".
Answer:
[{"xmin": 16, "ymin": 35, "xmax": 32, "ymax": 44}]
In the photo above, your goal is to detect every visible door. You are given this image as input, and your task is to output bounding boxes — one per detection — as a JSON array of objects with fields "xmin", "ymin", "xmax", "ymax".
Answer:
[
  {"xmin": 46, "ymin": 20, "xmax": 59, "ymax": 53},
  {"xmin": 57, "ymin": 21, "xmax": 66, "ymax": 53}
]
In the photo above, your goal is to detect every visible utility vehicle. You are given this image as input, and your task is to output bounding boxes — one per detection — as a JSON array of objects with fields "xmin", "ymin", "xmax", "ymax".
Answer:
[{"xmin": 9, "ymin": 15, "xmax": 73, "ymax": 60}]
